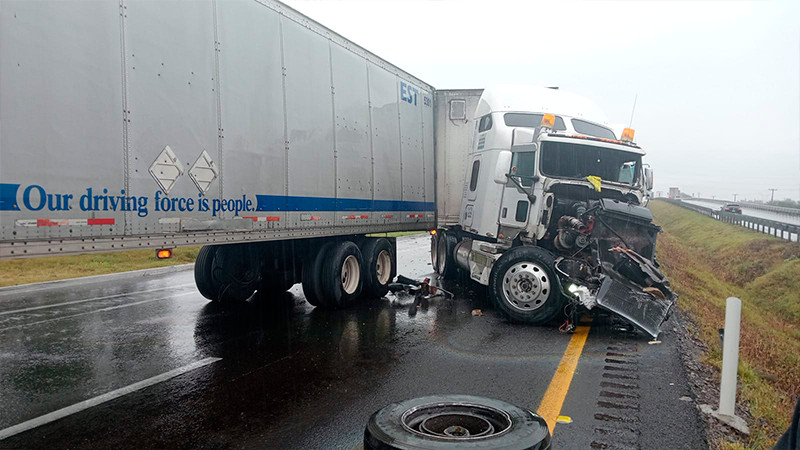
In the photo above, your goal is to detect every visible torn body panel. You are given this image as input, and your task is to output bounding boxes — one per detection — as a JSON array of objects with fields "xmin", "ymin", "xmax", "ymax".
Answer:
[{"xmin": 546, "ymin": 196, "xmax": 677, "ymax": 338}]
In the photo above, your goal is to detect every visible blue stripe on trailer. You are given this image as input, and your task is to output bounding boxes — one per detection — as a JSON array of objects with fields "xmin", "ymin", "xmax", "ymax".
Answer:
[
  {"xmin": 0, "ymin": 183, "xmax": 21, "ymax": 211},
  {"xmin": 255, "ymin": 195, "xmax": 434, "ymax": 212}
]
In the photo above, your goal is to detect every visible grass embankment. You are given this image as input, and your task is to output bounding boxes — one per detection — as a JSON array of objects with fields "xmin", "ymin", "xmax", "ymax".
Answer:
[
  {"xmin": 0, "ymin": 246, "xmax": 202, "ymax": 287},
  {"xmin": 0, "ymin": 231, "xmax": 427, "ymax": 287},
  {"xmin": 649, "ymin": 200, "xmax": 800, "ymax": 449}
]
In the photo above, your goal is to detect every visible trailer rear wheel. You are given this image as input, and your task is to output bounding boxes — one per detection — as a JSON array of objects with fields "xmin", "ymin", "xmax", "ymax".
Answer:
[
  {"xmin": 195, "ymin": 245, "xmax": 220, "ymax": 300},
  {"xmin": 302, "ymin": 241, "xmax": 336, "ymax": 307},
  {"xmin": 320, "ymin": 241, "xmax": 364, "ymax": 308},
  {"xmin": 361, "ymin": 238, "xmax": 395, "ymax": 298},
  {"xmin": 213, "ymin": 244, "xmax": 260, "ymax": 302},
  {"xmin": 489, "ymin": 246, "xmax": 564, "ymax": 324}
]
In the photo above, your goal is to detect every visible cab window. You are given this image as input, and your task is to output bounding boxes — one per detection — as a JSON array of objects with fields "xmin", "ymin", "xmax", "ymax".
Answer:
[{"xmin": 478, "ymin": 114, "xmax": 493, "ymax": 132}]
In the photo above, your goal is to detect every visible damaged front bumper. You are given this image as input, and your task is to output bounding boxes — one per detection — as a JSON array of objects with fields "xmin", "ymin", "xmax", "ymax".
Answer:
[{"xmin": 556, "ymin": 248, "xmax": 677, "ymax": 339}]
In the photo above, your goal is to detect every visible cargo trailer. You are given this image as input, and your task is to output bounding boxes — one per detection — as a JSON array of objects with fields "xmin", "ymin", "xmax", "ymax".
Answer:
[{"xmin": 1, "ymin": 0, "xmax": 674, "ymax": 336}]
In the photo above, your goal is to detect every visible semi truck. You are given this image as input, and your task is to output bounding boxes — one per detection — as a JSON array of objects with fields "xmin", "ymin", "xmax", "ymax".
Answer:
[{"xmin": 0, "ymin": 0, "xmax": 674, "ymax": 336}]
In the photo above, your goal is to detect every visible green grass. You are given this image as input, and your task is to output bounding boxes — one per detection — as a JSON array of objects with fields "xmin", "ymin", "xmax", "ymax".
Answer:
[
  {"xmin": 0, "ymin": 246, "xmax": 202, "ymax": 287},
  {"xmin": 649, "ymin": 200, "xmax": 800, "ymax": 449}
]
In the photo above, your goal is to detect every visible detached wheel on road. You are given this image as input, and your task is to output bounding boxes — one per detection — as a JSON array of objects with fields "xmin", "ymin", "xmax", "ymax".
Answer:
[
  {"xmin": 364, "ymin": 395, "xmax": 551, "ymax": 450},
  {"xmin": 435, "ymin": 230, "xmax": 458, "ymax": 279},
  {"xmin": 361, "ymin": 238, "xmax": 395, "ymax": 298},
  {"xmin": 320, "ymin": 240, "xmax": 364, "ymax": 308},
  {"xmin": 489, "ymin": 246, "xmax": 565, "ymax": 324},
  {"xmin": 302, "ymin": 241, "xmax": 336, "ymax": 307}
]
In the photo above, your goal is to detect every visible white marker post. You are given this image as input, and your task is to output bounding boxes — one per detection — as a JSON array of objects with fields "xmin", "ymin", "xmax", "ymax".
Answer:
[
  {"xmin": 718, "ymin": 297, "xmax": 741, "ymax": 416},
  {"xmin": 700, "ymin": 297, "xmax": 749, "ymax": 434}
]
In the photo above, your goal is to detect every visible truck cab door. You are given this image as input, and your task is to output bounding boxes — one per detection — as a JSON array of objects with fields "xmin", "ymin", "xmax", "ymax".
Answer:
[
  {"xmin": 460, "ymin": 155, "xmax": 482, "ymax": 228},
  {"xmin": 499, "ymin": 146, "xmax": 538, "ymax": 231}
]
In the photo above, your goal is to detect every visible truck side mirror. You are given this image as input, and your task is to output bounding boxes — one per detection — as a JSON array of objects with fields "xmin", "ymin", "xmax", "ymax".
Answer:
[
  {"xmin": 494, "ymin": 151, "xmax": 512, "ymax": 184},
  {"xmin": 644, "ymin": 168, "xmax": 654, "ymax": 190}
]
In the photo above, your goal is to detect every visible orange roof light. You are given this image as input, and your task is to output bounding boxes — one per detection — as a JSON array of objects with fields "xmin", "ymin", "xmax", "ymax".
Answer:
[
  {"xmin": 621, "ymin": 128, "xmax": 635, "ymax": 142},
  {"xmin": 541, "ymin": 113, "xmax": 556, "ymax": 129},
  {"xmin": 156, "ymin": 248, "xmax": 173, "ymax": 259},
  {"xmin": 429, "ymin": 229, "xmax": 437, "ymax": 235}
]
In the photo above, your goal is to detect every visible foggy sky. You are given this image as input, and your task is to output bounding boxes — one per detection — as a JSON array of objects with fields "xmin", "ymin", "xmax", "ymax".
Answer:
[{"xmin": 284, "ymin": 0, "xmax": 800, "ymax": 202}]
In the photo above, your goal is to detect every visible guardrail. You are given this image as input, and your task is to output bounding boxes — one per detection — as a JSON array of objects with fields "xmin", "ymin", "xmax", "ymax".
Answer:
[
  {"xmin": 662, "ymin": 199, "xmax": 800, "ymax": 242},
  {"xmin": 695, "ymin": 197, "xmax": 800, "ymax": 217}
]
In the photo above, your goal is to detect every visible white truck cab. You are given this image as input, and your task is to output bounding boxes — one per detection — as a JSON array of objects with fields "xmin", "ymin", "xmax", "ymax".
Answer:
[{"xmin": 433, "ymin": 86, "xmax": 671, "ymax": 338}]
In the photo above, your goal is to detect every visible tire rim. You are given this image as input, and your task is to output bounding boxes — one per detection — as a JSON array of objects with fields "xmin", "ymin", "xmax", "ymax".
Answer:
[
  {"xmin": 376, "ymin": 250, "xmax": 392, "ymax": 285},
  {"xmin": 401, "ymin": 402, "xmax": 512, "ymax": 441},
  {"xmin": 501, "ymin": 261, "xmax": 551, "ymax": 311},
  {"xmin": 341, "ymin": 255, "xmax": 360, "ymax": 295},
  {"xmin": 436, "ymin": 235, "xmax": 448, "ymax": 273},
  {"xmin": 430, "ymin": 235, "xmax": 439, "ymax": 272}
]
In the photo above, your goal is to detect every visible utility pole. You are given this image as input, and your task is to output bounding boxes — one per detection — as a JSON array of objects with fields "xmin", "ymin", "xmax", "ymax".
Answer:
[
  {"xmin": 733, "ymin": 194, "xmax": 738, "ymax": 201},
  {"xmin": 768, "ymin": 188, "xmax": 777, "ymax": 203}
]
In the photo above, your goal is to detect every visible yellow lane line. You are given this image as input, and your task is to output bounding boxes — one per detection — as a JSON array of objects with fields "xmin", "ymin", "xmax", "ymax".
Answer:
[{"xmin": 536, "ymin": 322, "xmax": 592, "ymax": 434}]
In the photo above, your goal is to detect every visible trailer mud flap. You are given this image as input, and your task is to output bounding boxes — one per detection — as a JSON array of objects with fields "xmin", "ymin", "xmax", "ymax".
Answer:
[{"xmin": 595, "ymin": 276, "xmax": 674, "ymax": 339}]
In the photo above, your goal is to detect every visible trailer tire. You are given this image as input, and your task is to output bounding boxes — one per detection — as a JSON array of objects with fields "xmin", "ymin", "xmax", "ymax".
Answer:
[
  {"xmin": 302, "ymin": 241, "xmax": 336, "ymax": 307},
  {"xmin": 489, "ymin": 246, "xmax": 565, "ymax": 325},
  {"xmin": 213, "ymin": 244, "xmax": 260, "ymax": 302},
  {"xmin": 361, "ymin": 238, "xmax": 395, "ymax": 298},
  {"xmin": 364, "ymin": 395, "xmax": 551, "ymax": 450},
  {"xmin": 195, "ymin": 245, "xmax": 220, "ymax": 300},
  {"xmin": 436, "ymin": 230, "xmax": 458, "ymax": 279},
  {"xmin": 320, "ymin": 241, "xmax": 364, "ymax": 308}
]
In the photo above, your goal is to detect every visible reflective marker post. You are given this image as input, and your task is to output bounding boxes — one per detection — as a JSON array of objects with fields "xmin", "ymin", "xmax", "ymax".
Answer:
[
  {"xmin": 700, "ymin": 297, "xmax": 749, "ymax": 434},
  {"xmin": 718, "ymin": 297, "xmax": 741, "ymax": 416}
]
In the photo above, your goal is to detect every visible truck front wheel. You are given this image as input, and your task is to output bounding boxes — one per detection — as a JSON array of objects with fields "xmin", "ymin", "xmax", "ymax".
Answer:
[{"xmin": 489, "ymin": 246, "xmax": 565, "ymax": 324}]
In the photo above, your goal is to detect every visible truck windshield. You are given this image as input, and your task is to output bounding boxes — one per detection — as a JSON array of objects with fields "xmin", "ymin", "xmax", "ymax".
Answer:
[
  {"xmin": 504, "ymin": 113, "xmax": 567, "ymax": 131},
  {"xmin": 540, "ymin": 141, "xmax": 641, "ymax": 185},
  {"xmin": 571, "ymin": 119, "xmax": 617, "ymax": 139}
]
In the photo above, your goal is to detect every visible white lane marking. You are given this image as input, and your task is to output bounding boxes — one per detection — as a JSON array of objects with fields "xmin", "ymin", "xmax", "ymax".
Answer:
[
  {"xmin": 0, "ymin": 292, "xmax": 196, "ymax": 332},
  {"xmin": 0, "ymin": 357, "xmax": 221, "ymax": 440},
  {"xmin": 0, "ymin": 284, "xmax": 195, "ymax": 316}
]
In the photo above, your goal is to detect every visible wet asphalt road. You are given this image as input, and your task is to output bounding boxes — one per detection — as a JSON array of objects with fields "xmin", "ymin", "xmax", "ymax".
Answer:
[{"xmin": 0, "ymin": 234, "xmax": 706, "ymax": 449}]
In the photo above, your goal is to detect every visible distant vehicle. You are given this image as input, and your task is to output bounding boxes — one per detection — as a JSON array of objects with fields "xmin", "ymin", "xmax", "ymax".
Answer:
[
  {"xmin": 669, "ymin": 187, "xmax": 680, "ymax": 199},
  {"xmin": 721, "ymin": 203, "xmax": 742, "ymax": 214}
]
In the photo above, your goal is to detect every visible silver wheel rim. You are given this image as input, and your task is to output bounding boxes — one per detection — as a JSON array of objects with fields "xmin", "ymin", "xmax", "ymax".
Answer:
[
  {"xmin": 376, "ymin": 250, "xmax": 392, "ymax": 285},
  {"xmin": 341, "ymin": 255, "xmax": 360, "ymax": 295},
  {"xmin": 437, "ymin": 236, "xmax": 447, "ymax": 273},
  {"xmin": 430, "ymin": 235, "xmax": 439, "ymax": 271},
  {"xmin": 501, "ymin": 262, "xmax": 551, "ymax": 311}
]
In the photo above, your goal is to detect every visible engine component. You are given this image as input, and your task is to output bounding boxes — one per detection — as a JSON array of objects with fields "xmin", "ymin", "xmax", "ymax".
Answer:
[{"xmin": 553, "ymin": 215, "xmax": 587, "ymax": 250}]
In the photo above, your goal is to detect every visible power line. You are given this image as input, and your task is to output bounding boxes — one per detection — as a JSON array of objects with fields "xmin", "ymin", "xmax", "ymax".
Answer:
[{"xmin": 768, "ymin": 188, "xmax": 778, "ymax": 203}]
